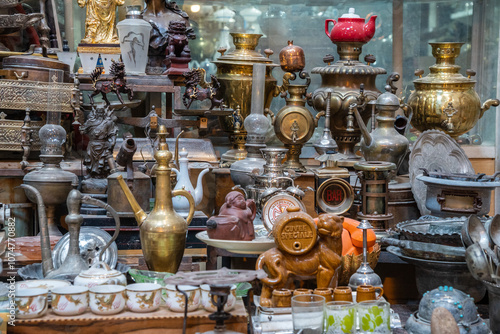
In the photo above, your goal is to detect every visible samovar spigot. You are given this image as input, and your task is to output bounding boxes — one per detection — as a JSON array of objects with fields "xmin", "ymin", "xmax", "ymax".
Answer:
[{"xmin": 441, "ymin": 102, "xmax": 459, "ymax": 133}]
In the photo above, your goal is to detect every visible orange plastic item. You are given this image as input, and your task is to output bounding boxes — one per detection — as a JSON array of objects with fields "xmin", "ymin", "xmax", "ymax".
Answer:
[
  {"xmin": 342, "ymin": 217, "xmax": 376, "ymax": 248},
  {"xmin": 342, "ymin": 229, "xmax": 356, "ymax": 255},
  {"xmin": 343, "ymin": 217, "xmax": 362, "ymax": 233},
  {"xmin": 352, "ymin": 245, "xmax": 374, "ymax": 255},
  {"xmin": 314, "ymin": 217, "xmax": 376, "ymax": 254}
]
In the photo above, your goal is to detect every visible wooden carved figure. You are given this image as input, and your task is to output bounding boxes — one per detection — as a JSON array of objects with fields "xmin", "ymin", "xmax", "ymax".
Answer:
[
  {"xmin": 182, "ymin": 68, "xmax": 224, "ymax": 110},
  {"xmin": 89, "ymin": 60, "xmax": 134, "ymax": 106},
  {"xmin": 256, "ymin": 208, "xmax": 343, "ymax": 307}
]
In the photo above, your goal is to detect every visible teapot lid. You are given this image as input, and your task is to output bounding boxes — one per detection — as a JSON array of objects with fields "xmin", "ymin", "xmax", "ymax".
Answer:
[
  {"xmin": 79, "ymin": 261, "xmax": 120, "ymax": 279},
  {"xmin": 340, "ymin": 8, "xmax": 360, "ymax": 18},
  {"xmin": 179, "ymin": 147, "xmax": 189, "ymax": 160}
]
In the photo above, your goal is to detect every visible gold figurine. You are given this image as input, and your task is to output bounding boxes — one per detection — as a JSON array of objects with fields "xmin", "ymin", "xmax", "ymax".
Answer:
[{"xmin": 78, "ymin": 0, "xmax": 124, "ymax": 44}]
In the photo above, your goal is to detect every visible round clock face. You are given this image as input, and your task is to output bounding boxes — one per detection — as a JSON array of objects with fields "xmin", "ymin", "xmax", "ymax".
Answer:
[
  {"xmin": 316, "ymin": 178, "xmax": 354, "ymax": 214},
  {"xmin": 262, "ymin": 193, "xmax": 306, "ymax": 232}
]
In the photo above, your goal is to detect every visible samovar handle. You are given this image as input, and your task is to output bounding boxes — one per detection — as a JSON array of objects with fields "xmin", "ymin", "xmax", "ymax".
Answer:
[
  {"xmin": 172, "ymin": 189, "xmax": 195, "ymax": 226},
  {"xmin": 480, "ymin": 99, "xmax": 500, "ymax": 119},
  {"xmin": 81, "ymin": 195, "xmax": 121, "ymax": 262}
]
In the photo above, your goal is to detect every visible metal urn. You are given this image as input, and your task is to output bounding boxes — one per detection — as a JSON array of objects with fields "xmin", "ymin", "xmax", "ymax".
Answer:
[
  {"xmin": 213, "ymin": 33, "xmax": 278, "ymax": 164},
  {"xmin": 311, "ymin": 8, "xmax": 386, "ymax": 167},
  {"xmin": 407, "ymin": 42, "xmax": 499, "ymax": 138}
]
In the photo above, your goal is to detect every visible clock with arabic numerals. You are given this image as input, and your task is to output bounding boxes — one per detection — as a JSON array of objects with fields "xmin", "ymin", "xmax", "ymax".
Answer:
[{"xmin": 261, "ymin": 193, "xmax": 306, "ymax": 232}]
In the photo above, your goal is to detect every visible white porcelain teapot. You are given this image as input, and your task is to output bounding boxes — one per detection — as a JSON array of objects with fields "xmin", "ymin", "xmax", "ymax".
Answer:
[{"xmin": 74, "ymin": 261, "xmax": 126, "ymax": 288}]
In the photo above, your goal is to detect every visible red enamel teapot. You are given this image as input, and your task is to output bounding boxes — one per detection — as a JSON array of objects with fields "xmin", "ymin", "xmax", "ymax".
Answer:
[{"xmin": 325, "ymin": 8, "xmax": 377, "ymax": 44}]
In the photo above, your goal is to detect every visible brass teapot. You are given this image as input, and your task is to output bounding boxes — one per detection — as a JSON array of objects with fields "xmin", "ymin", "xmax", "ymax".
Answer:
[{"xmin": 117, "ymin": 125, "xmax": 195, "ymax": 273}]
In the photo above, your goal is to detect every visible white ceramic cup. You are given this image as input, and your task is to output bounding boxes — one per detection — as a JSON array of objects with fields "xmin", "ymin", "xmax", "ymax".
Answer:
[
  {"xmin": 164, "ymin": 285, "xmax": 201, "ymax": 312},
  {"xmin": 15, "ymin": 288, "xmax": 48, "ymax": 319},
  {"xmin": 200, "ymin": 284, "xmax": 237, "ymax": 312},
  {"xmin": 126, "ymin": 283, "xmax": 162, "ymax": 313},
  {"xmin": 51, "ymin": 286, "xmax": 89, "ymax": 316},
  {"xmin": 89, "ymin": 285, "xmax": 126, "ymax": 315}
]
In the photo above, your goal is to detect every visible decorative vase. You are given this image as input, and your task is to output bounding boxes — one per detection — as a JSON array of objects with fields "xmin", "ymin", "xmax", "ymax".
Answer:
[{"xmin": 117, "ymin": 6, "xmax": 152, "ymax": 75}]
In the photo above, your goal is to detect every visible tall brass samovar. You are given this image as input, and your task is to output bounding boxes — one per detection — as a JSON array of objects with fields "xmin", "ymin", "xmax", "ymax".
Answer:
[
  {"xmin": 213, "ymin": 33, "xmax": 278, "ymax": 165},
  {"xmin": 407, "ymin": 42, "xmax": 499, "ymax": 137},
  {"xmin": 311, "ymin": 9, "xmax": 386, "ymax": 167}
]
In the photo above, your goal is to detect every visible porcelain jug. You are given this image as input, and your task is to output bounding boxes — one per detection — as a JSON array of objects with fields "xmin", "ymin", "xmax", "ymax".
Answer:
[{"xmin": 172, "ymin": 148, "xmax": 210, "ymax": 217}]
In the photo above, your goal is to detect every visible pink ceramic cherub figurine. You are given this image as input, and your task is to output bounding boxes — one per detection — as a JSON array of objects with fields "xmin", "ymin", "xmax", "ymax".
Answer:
[{"xmin": 207, "ymin": 191, "xmax": 256, "ymax": 241}]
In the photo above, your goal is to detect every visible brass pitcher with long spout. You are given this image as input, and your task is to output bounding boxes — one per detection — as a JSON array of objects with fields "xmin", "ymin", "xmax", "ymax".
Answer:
[{"xmin": 117, "ymin": 125, "xmax": 195, "ymax": 273}]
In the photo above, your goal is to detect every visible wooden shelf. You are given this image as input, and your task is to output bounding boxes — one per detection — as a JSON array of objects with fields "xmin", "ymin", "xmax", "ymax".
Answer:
[{"xmin": 11, "ymin": 299, "xmax": 247, "ymax": 334}]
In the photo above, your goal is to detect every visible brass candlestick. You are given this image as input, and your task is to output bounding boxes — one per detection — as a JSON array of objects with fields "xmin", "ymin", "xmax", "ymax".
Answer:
[{"xmin": 354, "ymin": 161, "xmax": 395, "ymax": 231}]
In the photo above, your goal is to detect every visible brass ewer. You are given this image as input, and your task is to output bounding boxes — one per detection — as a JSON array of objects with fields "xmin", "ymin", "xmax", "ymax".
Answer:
[
  {"xmin": 214, "ymin": 33, "xmax": 278, "ymax": 164},
  {"xmin": 117, "ymin": 125, "xmax": 195, "ymax": 273},
  {"xmin": 351, "ymin": 73, "xmax": 409, "ymax": 170},
  {"xmin": 407, "ymin": 42, "xmax": 499, "ymax": 137}
]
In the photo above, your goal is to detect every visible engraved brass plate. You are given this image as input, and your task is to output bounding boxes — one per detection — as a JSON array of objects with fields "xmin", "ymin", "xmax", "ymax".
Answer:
[
  {"xmin": 0, "ymin": 79, "xmax": 74, "ymax": 113},
  {"xmin": 437, "ymin": 190, "xmax": 480, "ymax": 214}
]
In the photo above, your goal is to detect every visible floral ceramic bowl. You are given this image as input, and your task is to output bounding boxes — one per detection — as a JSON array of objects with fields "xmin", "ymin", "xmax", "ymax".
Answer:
[
  {"xmin": 126, "ymin": 283, "xmax": 162, "ymax": 313},
  {"xmin": 51, "ymin": 286, "xmax": 88, "ymax": 316},
  {"xmin": 200, "ymin": 284, "xmax": 237, "ymax": 312},
  {"xmin": 164, "ymin": 285, "xmax": 200, "ymax": 312}
]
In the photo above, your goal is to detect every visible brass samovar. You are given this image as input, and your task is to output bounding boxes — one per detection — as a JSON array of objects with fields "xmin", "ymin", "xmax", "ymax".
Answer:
[
  {"xmin": 407, "ymin": 42, "xmax": 499, "ymax": 137},
  {"xmin": 213, "ymin": 33, "xmax": 278, "ymax": 164},
  {"xmin": 311, "ymin": 9, "xmax": 386, "ymax": 167}
]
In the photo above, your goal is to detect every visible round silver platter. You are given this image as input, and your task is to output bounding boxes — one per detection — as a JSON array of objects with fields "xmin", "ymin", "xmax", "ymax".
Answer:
[
  {"xmin": 409, "ymin": 130, "xmax": 474, "ymax": 216},
  {"xmin": 52, "ymin": 226, "xmax": 118, "ymax": 269}
]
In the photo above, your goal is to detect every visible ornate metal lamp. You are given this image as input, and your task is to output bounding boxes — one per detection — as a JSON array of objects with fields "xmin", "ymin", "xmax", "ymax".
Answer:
[{"xmin": 23, "ymin": 111, "xmax": 78, "ymax": 236}]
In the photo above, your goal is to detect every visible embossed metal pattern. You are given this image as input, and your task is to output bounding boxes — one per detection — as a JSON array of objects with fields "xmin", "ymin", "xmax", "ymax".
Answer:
[
  {"xmin": 0, "ymin": 117, "xmax": 42, "ymax": 151},
  {"xmin": 409, "ymin": 130, "xmax": 474, "ymax": 216},
  {"xmin": 0, "ymin": 79, "xmax": 74, "ymax": 112}
]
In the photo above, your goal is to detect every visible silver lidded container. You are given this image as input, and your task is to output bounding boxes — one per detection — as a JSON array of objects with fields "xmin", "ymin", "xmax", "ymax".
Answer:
[{"xmin": 405, "ymin": 285, "xmax": 490, "ymax": 334}]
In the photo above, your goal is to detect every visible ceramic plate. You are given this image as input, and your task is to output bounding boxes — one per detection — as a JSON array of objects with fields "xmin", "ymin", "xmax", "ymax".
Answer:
[
  {"xmin": 409, "ymin": 130, "xmax": 474, "ymax": 215},
  {"xmin": 196, "ymin": 231, "xmax": 276, "ymax": 255}
]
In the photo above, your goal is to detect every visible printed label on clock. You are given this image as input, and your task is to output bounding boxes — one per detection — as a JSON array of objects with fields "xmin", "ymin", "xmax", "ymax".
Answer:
[{"xmin": 269, "ymin": 199, "xmax": 295, "ymax": 222}]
